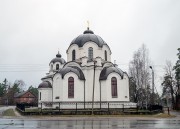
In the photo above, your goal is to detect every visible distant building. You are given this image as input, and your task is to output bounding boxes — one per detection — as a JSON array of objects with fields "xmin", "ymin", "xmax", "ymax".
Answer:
[
  {"xmin": 38, "ymin": 28, "xmax": 136, "ymax": 109},
  {"xmin": 14, "ymin": 90, "xmax": 37, "ymax": 104}
]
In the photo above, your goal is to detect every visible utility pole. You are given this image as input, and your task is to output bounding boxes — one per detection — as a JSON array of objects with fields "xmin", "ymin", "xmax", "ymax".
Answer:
[
  {"xmin": 149, "ymin": 66, "xmax": 154, "ymax": 105},
  {"xmin": 92, "ymin": 60, "xmax": 97, "ymax": 115}
]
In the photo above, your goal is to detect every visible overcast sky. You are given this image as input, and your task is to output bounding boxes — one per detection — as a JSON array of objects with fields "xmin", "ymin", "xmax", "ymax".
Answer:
[{"xmin": 0, "ymin": 0, "xmax": 179, "ymax": 93}]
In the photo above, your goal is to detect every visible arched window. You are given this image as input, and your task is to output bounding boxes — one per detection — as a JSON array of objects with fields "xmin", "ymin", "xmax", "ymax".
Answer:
[
  {"xmin": 105, "ymin": 50, "xmax": 107, "ymax": 61},
  {"xmin": 56, "ymin": 64, "xmax": 59, "ymax": 70},
  {"xmin": 68, "ymin": 77, "xmax": 74, "ymax": 98},
  {"xmin": 72, "ymin": 50, "xmax": 76, "ymax": 61},
  {"xmin": 39, "ymin": 92, "xmax": 41, "ymax": 100},
  {"xmin": 88, "ymin": 47, "xmax": 93, "ymax": 60},
  {"xmin": 111, "ymin": 77, "xmax": 117, "ymax": 98}
]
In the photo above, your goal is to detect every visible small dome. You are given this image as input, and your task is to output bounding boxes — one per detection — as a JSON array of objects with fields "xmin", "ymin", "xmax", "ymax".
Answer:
[
  {"xmin": 70, "ymin": 29, "xmax": 107, "ymax": 48},
  {"xmin": 38, "ymin": 81, "xmax": 52, "ymax": 88},
  {"xmin": 99, "ymin": 66, "xmax": 124, "ymax": 80},
  {"xmin": 50, "ymin": 52, "xmax": 66, "ymax": 65}
]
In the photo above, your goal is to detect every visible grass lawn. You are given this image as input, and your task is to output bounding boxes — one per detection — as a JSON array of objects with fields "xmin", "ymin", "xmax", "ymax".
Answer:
[
  {"xmin": 25, "ymin": 108, "xmax": 40, "ymax": 112},
  {"xmin": 3, "ymin": 109, "xmax": 16, "ymax": 116},
  {"xmin": 154, "ymin": 113, "xmax": 176, "ymax": 118}
]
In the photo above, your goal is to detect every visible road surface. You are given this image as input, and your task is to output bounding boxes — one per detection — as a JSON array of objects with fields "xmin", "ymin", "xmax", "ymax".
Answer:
[
  {"xmin": 0, "ymin": 118, "xmax": 180, "ymax": 129},
  {"xmin": 0, "ymin": 106, "xmax": 180, "ymax": 129}
]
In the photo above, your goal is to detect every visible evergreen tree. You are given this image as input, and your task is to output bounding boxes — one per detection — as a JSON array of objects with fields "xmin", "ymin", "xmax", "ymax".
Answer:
[
  {"xmin": 174, "ymin": 48, "xmax": 180, "ymax": 92},
  {"xmin": 28, "ymin": 85, "xmax": 38, "ymax": 96},
  {"xmin": 0, "ymin": 83, "xmax": 6, "ymax": 97},
  {"xmin": 173, "ymin": 48, "xmax": 180, "ymax": 109}
]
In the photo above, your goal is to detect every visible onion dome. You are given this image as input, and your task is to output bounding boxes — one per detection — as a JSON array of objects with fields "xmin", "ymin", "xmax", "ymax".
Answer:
[
  {"xmin": 70, "ymin": 28, "xmax": 107, "ymax": 48},
  {"xmin": 99, "ymin": 66, "xmax": 124, "ymax": 80},
  {"xmin": 38, "ymin": 81, "xmax": 52, "ymax": 88},
  {"xmin": 50, "ymin": 51, "xmax": 66, "ymax": 64}
]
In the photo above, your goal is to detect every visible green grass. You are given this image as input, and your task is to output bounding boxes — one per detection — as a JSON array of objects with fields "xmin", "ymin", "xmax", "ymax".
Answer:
[
  {"xmin": 3, "ymin": 109, "xmax": 16, "ymax": 116},
  {"xmin": 154, "ymin": 113, "xmax": 176, "ymax": 118},
  {"xmin": 25, "ymin": 108, "xmax": 40, "ymax": 112}
]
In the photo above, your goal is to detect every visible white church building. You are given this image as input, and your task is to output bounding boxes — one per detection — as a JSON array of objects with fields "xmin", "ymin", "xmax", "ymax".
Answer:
[{"xmin": 38, "ymin": 28, "xmax": 136, "ymax": 109}]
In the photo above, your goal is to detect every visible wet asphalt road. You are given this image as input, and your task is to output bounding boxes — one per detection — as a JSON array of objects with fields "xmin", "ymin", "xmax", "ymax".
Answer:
[
  {"xmin": 0, "ymin": 118, "xmax": 180, "ymax": 129},
  {"xmin": 0, "ymin": 107, "xmax": 180, "ymax": 129}
]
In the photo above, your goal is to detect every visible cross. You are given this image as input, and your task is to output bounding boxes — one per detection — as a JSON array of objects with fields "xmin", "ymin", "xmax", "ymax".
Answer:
[{"xmin": 87, "ymin": 21, "xmax": 89, "ymax": 30}]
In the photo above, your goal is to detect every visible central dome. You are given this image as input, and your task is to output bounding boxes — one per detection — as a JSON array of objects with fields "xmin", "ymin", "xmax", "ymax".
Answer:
[{"xmin": 70, "ymin": 29, "xmax": 107, "ymax": 47}]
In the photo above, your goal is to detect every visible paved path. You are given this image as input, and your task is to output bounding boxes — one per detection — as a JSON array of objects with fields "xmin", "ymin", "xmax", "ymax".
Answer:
[
  {"xmin": 0, "ymin": 106, "xmax": 15, "ymax": 117},
  {"xmin": 169, "ymin": 110, "xmax": 180, "ymax": 118}
]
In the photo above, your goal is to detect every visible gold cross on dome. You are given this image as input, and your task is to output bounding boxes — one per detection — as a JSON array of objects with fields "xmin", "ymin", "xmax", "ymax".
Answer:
[{"xmin": 87, "ymin": 21, "xmax": 89, "ymax": 30}]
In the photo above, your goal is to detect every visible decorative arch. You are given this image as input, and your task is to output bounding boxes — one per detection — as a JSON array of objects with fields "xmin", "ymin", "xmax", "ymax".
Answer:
[
  {"xmin": 68, "ymin": 77, "xmax": 74, "ymax": 98},
  {"xmin": 111, "ymin": 77, "xmax": 117, "ymax": 98},
  {"xmin": 88, "ymin": 47, "xmax": 93, "ymax": 60}
]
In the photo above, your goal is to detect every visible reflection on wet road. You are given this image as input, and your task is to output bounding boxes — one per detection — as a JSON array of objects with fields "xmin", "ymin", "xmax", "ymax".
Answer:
[{"xmin": 0, "ymin": 119, "xmax": 180, "ymax": 129}]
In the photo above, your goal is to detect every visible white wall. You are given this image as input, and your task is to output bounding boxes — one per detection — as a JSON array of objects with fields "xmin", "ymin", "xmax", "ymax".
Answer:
[
  {"xmin": 53, "ymin": 73, "xmax": 63, "ymax": 102},
  {"xmin": 38, "ymin": 88, "xmax": 52, "ymax": 108},
  {"xmin": 81, "ymin": 65, "xmax": 104, "ymax": 104},
  {"xmin": 101, "ymin": 80, "xmax": 107, "ymax": 101},
  {"xmin": 67, "ymin": 42, "xmax": 111, "ymax": 62},
  {"xmin": 49, "ymin": 62, "xmax": 63, "ymax": 72},
  {"xmin": 105, "ymin": 72, "xmax": 129, "ymax": 102},
  {"xmin": 62, "ymin": 72, "xmax": 84, "ymax": 102}
]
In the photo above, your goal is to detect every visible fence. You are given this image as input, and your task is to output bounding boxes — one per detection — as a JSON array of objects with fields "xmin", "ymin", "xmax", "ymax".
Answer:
[
  {"xmin": 38, "ymin": 101, "xmax": 137, "ymax": 112},
  {"xmin": 16, "ymin": 102, "xmax": 164, "ymax": 115}
]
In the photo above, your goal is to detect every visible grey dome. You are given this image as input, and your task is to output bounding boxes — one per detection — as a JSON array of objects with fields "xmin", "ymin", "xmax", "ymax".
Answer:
[
  {"xmin": 58, "ymin": 66, "xmax": 85, "ymax": 80},
  {"xmin": 38, "ymin": 81, "xmax": 52, "ymax": 88},
  {"xmin": 50, "ymin": 52, "xmax": 66, "ymax": 65},
  {"xmin": 70, "ymin": 29, "xmax": 107, "ymax": 47},
  {"xmin": 99, "ymin": 66, "xmax": 124, "ymax": 80}
]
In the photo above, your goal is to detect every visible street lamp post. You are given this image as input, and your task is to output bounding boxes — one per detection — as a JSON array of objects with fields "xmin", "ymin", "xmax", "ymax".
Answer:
[{"xmin": 149, "ymin": 66, "xmax": 155, "ymax": 105}]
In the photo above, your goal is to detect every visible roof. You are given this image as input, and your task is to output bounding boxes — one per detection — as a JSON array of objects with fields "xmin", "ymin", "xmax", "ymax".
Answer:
[
  {"xmin": 14, "ymin": 90, "xmax": 36, "ymax": 98},
  {"xmin": 38, "ymin": 81, "xmax": 52, "ymax": 88},
  {"xmin": 70, "ymin": 29, "xmax": 107, "ymax": 48},
  {"xmin": 50, "ymin": 52, "xmax": 66, "ymax": 65},
  {"xmin": 58, "ymin": 66, "xmax": 85, "ymax": 80},
  {"xmin": 99, "ymin": 66, "xmax": 124, "ymax": 80},
  {"xmin": 41, "ymin": 74, "xmax": 53, "ymax": 80}
]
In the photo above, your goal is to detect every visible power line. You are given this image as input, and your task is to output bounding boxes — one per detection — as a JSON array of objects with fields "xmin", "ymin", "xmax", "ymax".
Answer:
[
  {"xmin": 0, "ymin": 70, "xmax": 47, "ymax": 72},
  {"xmin": 0, "ymin": 64, "xmax": 49, "ymax": 72}
]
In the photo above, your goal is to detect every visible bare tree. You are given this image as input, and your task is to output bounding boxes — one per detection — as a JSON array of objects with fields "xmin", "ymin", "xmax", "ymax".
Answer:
[
  {"xmin": 129, "ymin": 44, "xmax": 151, "ymax": 107},
  {"xmin": 162, "ymin": 61, "xmax": 178, "ymax": 109}
]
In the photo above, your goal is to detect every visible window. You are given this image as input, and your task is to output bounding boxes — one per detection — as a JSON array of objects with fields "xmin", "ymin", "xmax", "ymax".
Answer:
[
  {"xmin": 56, "ymin": 64, "xmax": 59, "ymax": 70},
  {"xmin": 88, "ymin": 47, "xmax": 93, "ymax": 60},
  {"xmin": 55, "ymin": 96, "xmax": 59, "ymax": 99},
  {"xmin": 39, "ymin": 92, "xmax": 41, "ymax": 100},
  {"xmin": 111, "ymin": 77, "xmax": 117, "ymax": 98},
  {"xmin": 68, "ymin": 77, "xmax": 74, "ymax": 98},
  {"xmin": 105, "ymin": 50, "xmax": 107, "ymax": 61},
  {"xmin": 72, "ymin": 50, "xmax": 76, "ymax": 61}
]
